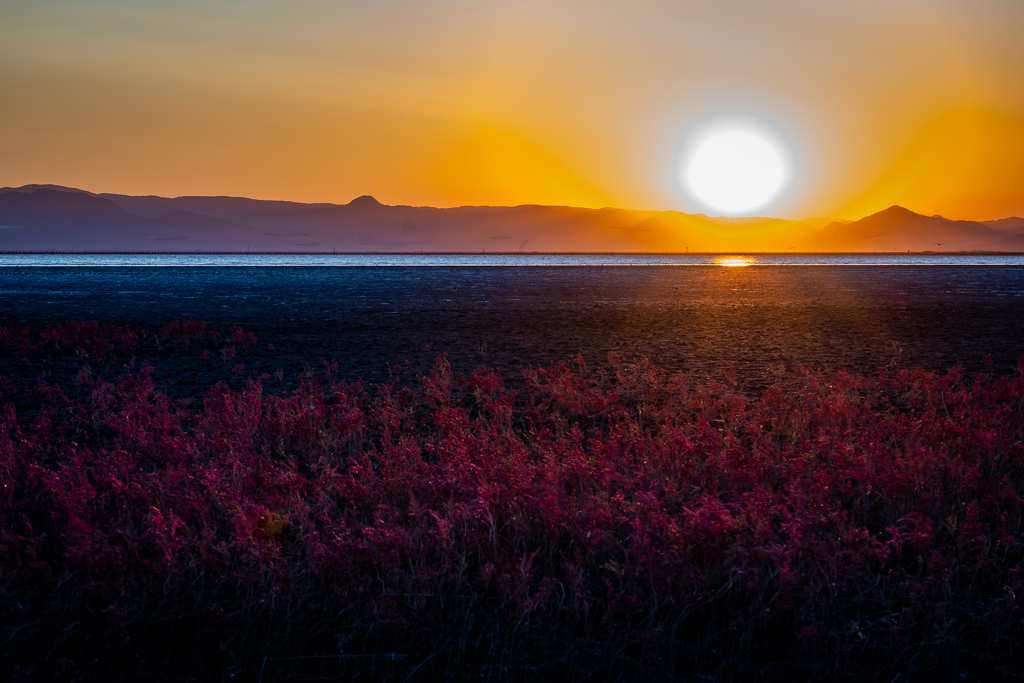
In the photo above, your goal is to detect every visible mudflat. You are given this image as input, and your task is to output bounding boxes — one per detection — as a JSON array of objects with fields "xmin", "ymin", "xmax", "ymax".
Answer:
[{"xmin": 1, "ymin": 265, "xmax": 1022, "ymax": 393}]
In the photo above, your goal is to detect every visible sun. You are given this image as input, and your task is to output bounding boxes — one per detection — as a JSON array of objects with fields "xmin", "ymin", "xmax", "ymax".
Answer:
[{"xmin": 680, "ymin": 121, "xmax": 791, "ymax": 216}]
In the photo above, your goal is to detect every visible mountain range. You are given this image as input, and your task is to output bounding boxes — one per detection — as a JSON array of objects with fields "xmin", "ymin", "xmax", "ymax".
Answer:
[{"xmin": 1, "ymin": 184, "xmax": 1022, "ymax": 253}]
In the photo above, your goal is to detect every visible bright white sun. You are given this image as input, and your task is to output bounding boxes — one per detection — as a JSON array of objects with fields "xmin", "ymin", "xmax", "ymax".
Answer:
[{"xmin": 681, "ymin": 123, "xmax": 790, "ymax": 216}]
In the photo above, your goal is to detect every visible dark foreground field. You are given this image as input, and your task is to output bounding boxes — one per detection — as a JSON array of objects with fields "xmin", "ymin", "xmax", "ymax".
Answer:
[{"xmin": 2, "ymin": 266, "xmax": 1024, "ymax": 681}]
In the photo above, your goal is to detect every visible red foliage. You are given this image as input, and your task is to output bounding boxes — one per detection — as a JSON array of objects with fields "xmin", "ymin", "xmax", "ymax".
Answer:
[{"xmin": 1, "ymin": 322, "xmax": 1023, "ymax": 680}]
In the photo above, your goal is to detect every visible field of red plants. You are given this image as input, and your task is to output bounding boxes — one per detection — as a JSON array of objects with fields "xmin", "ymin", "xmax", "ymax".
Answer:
[{"xmin": 1, "ymin": 321, "xmax": 1023, "ymax": 681}]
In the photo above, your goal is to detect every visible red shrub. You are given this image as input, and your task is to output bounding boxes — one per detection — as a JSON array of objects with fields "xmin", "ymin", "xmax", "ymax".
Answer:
[{"xmin": 1, "ymin": 325, "xmax": 1023, "ymax": 680}]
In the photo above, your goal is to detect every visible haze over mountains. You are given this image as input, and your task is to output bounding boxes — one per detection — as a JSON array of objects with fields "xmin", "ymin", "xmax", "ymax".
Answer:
[{"xmin": 1, "ymin": 185, "xmax": 1022, "ymax": 253}]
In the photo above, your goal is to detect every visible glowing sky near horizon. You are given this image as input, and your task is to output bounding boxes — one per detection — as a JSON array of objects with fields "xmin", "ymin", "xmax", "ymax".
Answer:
[{"xmin": 1, "ymin": 0, "xmax": 1023, "ymax": 220}]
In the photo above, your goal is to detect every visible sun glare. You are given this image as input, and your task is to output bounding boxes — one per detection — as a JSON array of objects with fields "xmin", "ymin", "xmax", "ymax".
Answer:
[
  {"xmin": 716, "ymin": 256, "xmax": 754, "ymax": 267},
  {"xmin": 681, "ymin": 122, "xmax": 790, "ymax": 216}
]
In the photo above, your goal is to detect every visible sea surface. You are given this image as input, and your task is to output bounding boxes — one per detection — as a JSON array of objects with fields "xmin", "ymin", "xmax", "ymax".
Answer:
[
  {"xmin": 1, "ymin": 253, "xmax": 1023, "ymax": 267},
  {"xmin": 2, "ymin": 255, "xmax": 1023, "ymax": 392}
]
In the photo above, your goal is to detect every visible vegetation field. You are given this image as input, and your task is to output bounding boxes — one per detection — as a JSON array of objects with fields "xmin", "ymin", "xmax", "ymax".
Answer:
[{"xmin": 2, "ymin": 322, "xmax": 1023, "ymax": 680}]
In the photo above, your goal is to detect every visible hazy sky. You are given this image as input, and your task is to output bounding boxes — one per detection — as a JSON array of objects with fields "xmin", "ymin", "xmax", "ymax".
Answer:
[{"xmin": 2, "ymin": 0, "xmax": 1023, "ymax": 219}]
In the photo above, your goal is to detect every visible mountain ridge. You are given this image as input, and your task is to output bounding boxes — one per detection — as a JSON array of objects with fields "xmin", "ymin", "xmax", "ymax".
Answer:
[
  {"xmin": 800, "ymin": 205, "xmax": 1016, "ymax": 252},
  {"xmin": 1, "ymin": 186, "xmax": 1021, "ymax": 253}
]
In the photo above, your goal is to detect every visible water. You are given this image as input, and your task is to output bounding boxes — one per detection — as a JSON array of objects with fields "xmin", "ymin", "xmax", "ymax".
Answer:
[
  {"xmin": 2, "ymin": 253, "xmax": 1023, "ymax": 267},
  {"xmin": 2, "ymin": 264, "xmax": 1022, "ymax": 391}
]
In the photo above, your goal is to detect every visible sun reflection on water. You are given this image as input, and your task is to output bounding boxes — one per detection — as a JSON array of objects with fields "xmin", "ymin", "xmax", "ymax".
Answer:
[{"xmin": 716, "ymin": 256, "xmax": 755, "ymax": 267}]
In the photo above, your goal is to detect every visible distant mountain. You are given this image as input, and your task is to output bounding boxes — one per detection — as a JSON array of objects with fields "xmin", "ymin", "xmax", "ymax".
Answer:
[
  {"xmin": 1, "ymin": 185, "xmax": 1021, "ymax": 252},
  {"xmin": 980, "ymin": 232, "xmax": 1024, "ymax": 252},
  {"xmin": 982, "ymin": 217, "xmax": 1024, "ymax": 232},
  {"xmin": 150, "ymin": 210, "xmax": 249, "ymax": 230},
  {"xmin": 96, "ymin": 192, "xmax": 334, "ymax": 220},
  {"xmin": 347, "ymin": 195, "xmax": 385, "ymax": 209},
  {"xmin": 0, "ymin": 189, "xmax": 134, "ymax": 227},
  {"xmin": 799, "ymin": 206, "xmax": 1022, "ymax": 252},
  {"xmin": 0, "ymin": 188, "xmax": 264, "ymax": 250},
  {"xmin": 0, "ymin": 184, "xmax": 97, "ymax": 196}
]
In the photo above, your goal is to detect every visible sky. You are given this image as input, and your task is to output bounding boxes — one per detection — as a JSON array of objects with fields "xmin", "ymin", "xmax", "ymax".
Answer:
[{"xmin": 1, "ymin": 0, "xmax": 1023, "ymax": 221}]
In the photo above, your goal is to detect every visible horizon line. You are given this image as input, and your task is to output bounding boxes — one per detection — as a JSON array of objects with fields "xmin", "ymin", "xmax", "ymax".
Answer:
[{"xmin": 3, "ymin": 250, "xmax": 1023, "ymax": 257}]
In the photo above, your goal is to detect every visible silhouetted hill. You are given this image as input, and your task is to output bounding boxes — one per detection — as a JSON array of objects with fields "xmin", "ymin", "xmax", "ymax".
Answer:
[
  {"xmin": 97, "ymin": 193, "xmax": 333, "ymax": 220},
  {"xmin": 0, "ymin": 184, "xmax": 95, "ymax": 196},
  {"xmin": 0, "ymin": 189, "xmax": 133, "ymax": 227},
  {"xmin": 347, "ymin": 195, "xmax": 384, "ymax": 209},
  {"xmin": 983, "ymin": 217, "xmax": 1024, "ymax": 232},
  {"xmin": 801, "ymin": 206, "xmax": 1016, "ymax": 252},
  {"xmin": 980, "ymin": 232, "xmax": 1024, "ymax": 252},
  {"xmin": 150, "ymin": 210, "xmax": 253, "ymax": 232},
  {"xmin": 0, "ymin": 189, "xmax": 263, "ymax": 250}
]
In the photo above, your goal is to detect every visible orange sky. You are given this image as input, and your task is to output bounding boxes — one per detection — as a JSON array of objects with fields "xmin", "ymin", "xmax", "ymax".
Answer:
[{"xmin": 1, "ymin": 0, "xmax": 1023, "ymax": 220}]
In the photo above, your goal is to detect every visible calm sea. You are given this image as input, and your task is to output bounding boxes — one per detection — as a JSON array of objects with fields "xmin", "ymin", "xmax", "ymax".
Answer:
[
  {"xmin": 2, "ymin": 255, "xmax": 1022, "ymax": 389},
  {"xmin": 1, "ymin": 253, "xmax": 1023, "ymax": 267}
]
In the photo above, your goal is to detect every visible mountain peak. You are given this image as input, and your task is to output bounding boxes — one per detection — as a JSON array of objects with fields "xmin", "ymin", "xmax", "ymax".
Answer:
[
  {"xmin": 0, "ymin": 184, "xmax": 93, "ymax": 196},
  {"xmin": 876, "ymin": 205, "xmax": 921, "ymax": 218},
  {"xmin": 347, "ymin": 195, "xmax": 383, "ymax": 208}
]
